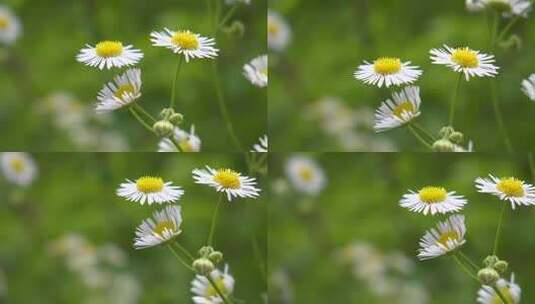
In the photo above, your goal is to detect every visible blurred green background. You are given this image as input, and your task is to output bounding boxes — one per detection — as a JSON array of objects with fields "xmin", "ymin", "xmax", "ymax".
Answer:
[
  {"xmin": 0, "ymin": 153, "xmax": 266, "ymax": 303},
  {"xmin": 269, "ymin": 153, "xmax": 535, "ymax": 303},
  {"xmin": 0, "ymin": 0, "xmax": 266, "ymax": 151},
  {"xmin": 269, "ymin": 0, "xmax": 535, "ymax": 151}
]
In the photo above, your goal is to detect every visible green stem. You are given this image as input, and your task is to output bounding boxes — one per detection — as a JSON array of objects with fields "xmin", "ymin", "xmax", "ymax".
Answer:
[
  {"xmin": 452, "ymin": 254, "xmax": 478, "ymax": 281},
  {"xmin": 458, "ymin": 251, "xmax": 479, "ymax": 271},
  {"xmin": 449, "ymin": 73, "xmax": 463, "ymax": 126},
  {"xmin": 134, "ymin": 104, "xmax": 156, "ymax": 122},
  {"xmin": 217, "ymin": 5, "xmax": 238, "ymax": 30},
  {"xmin": 413, "ymin": 122, "xmax": 436, "ymax": 141},
  {"xmin": 491, "ymin": 11, "xmax": 499, "ymax": 50},
  {"xmin": 490, "ymin": 79, "xmax": 513, "ymax": 152},
  {"xmin": 528, "ymin": 153, "xmax": 535, "ymax": 181},
  {"xmin": 170, "ymin": 56, "xmax": 184, "ymax": 110},
  {"xmin": 496, "ymin": 15, "xmax": 521, "ymax": 44},
  {"xmin": 129, "ymin": 107, "xmax": 154, "ymax": 134},
  {"xmin": 208, "ymin": 195, "xmax": 224, "ymax": 246},
  {"xmin": 167, "ymin": 244, "xmax": 195, "ymax": 272},
  {"xmin": 493, "ymin": 202, "xmax": 507, "ymax": 256},
  {"xmin": 492, "ymin": 285, "xmax": 510, "ymax": 304},
  {"xmin": 408, "ymin": 124, "xmax": 432, "ymax": 150},
  {"xmin": 206, "ymin": 275, "xmax": 233, "ymax": 304},
  {"xmin": 173, "ymin": 242, "xmax": 194, "ymax": 262}
]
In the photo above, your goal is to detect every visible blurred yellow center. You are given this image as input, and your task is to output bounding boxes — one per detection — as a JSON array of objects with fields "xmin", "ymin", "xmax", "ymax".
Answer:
[
  {"xmin": 153, "ymin": 220, "xmax": 175, "ymax": 237},
  {"xmin": 214, "ymin": 169, "xmax": 241, "ymax": 189},
  {"xmin": 374, "ymin": 57, "xmax": 401, "ymax": 75},
  {"xmin": 136, "ymin": 176, "xmax": 164, "ymax": 193},
  {"xmin": 451, "ymin": 48, "xmax": 479, "ymax": 68},
  {"xmin": 437, "ymin": 230, "xmax": 459, "ymax": 247},
  {"xmin": 95, "ymin": 41, "xmax": 124, "ymax": 58},
  {"xmin": 205, "ymin": 277, "xmax": 229, "ymax": 297},
  {"xmin": 0, "ymin": 16, "xmax": 9, "ymax": 29},
  {"xmin": 299, "ymin": 167, "xmax": 314, "ymax": 182},
  {"xmin": 492, "ymin": 287, "xmax": 514, "ymax": 304},
  {"xmin": 268, "ymin": 20, "xmax": 279, "ymax": 35},
  {"xmin": 114, "ymin": 84, "xmax": 135, "ymax": 100},
  {"xmin": 419, "ymin": 186, "xmax": 447, "ymax": 203},
  {"xmin": 261, "ymin": 67, "xmax": 268, "ymax": 77},
  {"xmin": 179, "ymin": 140, "xmax": 193, "ymax": 152},
  {"xmin": 393, "ymin": 101, "xmax": 414, "ymax": 118},
  {"xmin": 9, "ymin": 157, "xmax": 25, "ymax": 173},
  {"xmin": 497, "ymin": 177, "xmax": 524, "ymax": 197},
  {"xmin": 172, "ymin": 31, "xmax": 199, "ymax": 50}
]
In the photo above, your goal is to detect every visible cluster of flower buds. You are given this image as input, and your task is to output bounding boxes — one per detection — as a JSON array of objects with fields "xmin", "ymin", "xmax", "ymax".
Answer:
[
  {"xmin": 432, "ymin": 126, "xmax": 465, "ymax": 152},
  {"xmin": 477, "ymin": 255, "xmax": 509, "ymax": 285},
  {"xmin": 153, "ymin": 108, "xmax": 184, "ymax": 137},
  {"xmin": 192, "ymin": 246, "xmax": 224, "ymax": 275}
]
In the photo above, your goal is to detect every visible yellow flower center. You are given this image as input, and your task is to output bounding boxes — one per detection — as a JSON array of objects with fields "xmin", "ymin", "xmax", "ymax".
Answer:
[
  {"xmin": 437, "ymin": 230, "xmax": 459, "ymax": 247},
  {"xmin": 492, "ymin": 287, "xmax": 514, "ymax": 304},
  {"xmin": 136, "ymin": 176, "xmax": 165, "ymax": 193},
  {"xmin": 205, "ymin": 277, "xmax": 229, "ymax": 297},
  {"xmin": 213, "ymin": 169, "xmax": 241, "ymax": 189},
  {"xmin": 392, "ymin": 101, "xmax": 415, "ymax": 118},
  {"xmin": 373, "ymin": 57, "xmax": 402, "ymax": 75},
  {"xmin": 171, "ymin": 31, "xmax": 199, "ymax": 50},
  {"xmin": 179, "ymin": 140, "xmax": 194, "ymax": 152},
  {"xmin": 486, "ymin": 0, "xmax": 512, "ymax": 12},
  {"xmin": 298, "ymin": 166, "xmax": 314, "ymax": 182},
  {"xmin": 261, "ymin": 67, "xmax": 268, "ymax": 77},
  {"xmin": 0, "ymin": 16, "xmax": 9, "ymax": 29},
  {"xmin": 114, "ymin": 84, "xmax": 136, "ymax": 100},
  {"xmin": 451, "ymin": 48, "xmax": 479, "ymax": 68},
  {"xmin": 419, "ymin": 186, "xmax": 447, "ymax": 203},
  {"xmin": 153, "ymin": 220, "xmax": 176, "ymax": 237},
  {"xmin": 268, "ymin": 20, "xmax": 279, "ymax": 35},
  {"xmin": 9, "ymin": 157, "xmax": 25, "ymax": 173},
  {"xmin": 496, "ymin": 177, "xmax": 524, "ymax": 197},
  {"xmin": 95, "ymin": 41, "xmax": 124, "ymax": 58}
]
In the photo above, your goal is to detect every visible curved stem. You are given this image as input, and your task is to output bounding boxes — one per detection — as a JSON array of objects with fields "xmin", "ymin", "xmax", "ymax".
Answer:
[
  {"xmin": 528, "ymin": 153, "xmax": 535, "ymax": 181},
  {"xmin": 449, "ymin": 73, "xmax": 463, "ymax": 126},
  {"xmin": 408, "ymin": 124, "xmax": 432, "ymax": 150},
  {"xmin": 493, "ymin": 202, "xmax": 507, "ymax": 256},
  {"xmin": 208, "ymin": 195, "xmax": 224, "ymax": 246},
  {"xmin": 206, "ymin": 275, "xmax": 233, "ymax": 304},
  {"xmin": 413, "ymin": 122, "xmax": 436, "ymax": 141},
  {"xmin": 167, "ymin": 244, "xmax": 195, "ymax": 272},
  {"xmin": 129, "ymin": 107, "xmax": 154, "ymax": 134},
  {"xmin": 134, "ymin": 104, "xmax": 156, "ymax": 122},
  {"xmin": 458, "ymin": 251, "xmax": 479, "ymax": 271},
  {"xmin": 173, "ymin": 242, "xmax": 194, "ymax": 262},
  {"xmin": 452, "ymin": 254, "xmax": 478, "ymax": 281},
  {"xmin": 490, "ymin": 79, "xmax": 513, "ymax": 152},
  {"xmin": 170, "ymin": 56, "xmax": 184, "ymax": 110},
  {"xmin": 497, "ymin": 15, "xmax": 521, "ymax": 44},
  {"xmin": 218, "ymin": 4, "xmax": 238, "ymax": 30},
  {"xmin": 492, "ymin": 285, "xmax": 510, "ymax": 304}
]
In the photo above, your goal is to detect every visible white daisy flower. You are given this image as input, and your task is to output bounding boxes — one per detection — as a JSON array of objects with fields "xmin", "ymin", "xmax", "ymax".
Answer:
[
  {"xmin": 429, "ymin": 45, "xmax": 499, "ymax": 81},
  {"xmin": 268, "ymin": 10, "xmax": 291, "ymax": 52},
  {"xmin": 95, "ymin": 68, "xmax": 142, "ymax": 113},
  {"xmin": 116, "ymin": 176, "xmax": 184, "ymax": 205},
  {"xmin": 374, "ymin": 86, "xmax": 421, "ymax": 132},
  {"xmin": 225, "ymin": 0, "xmax": 250, "ymax": 4},
  {"xmin": 76, "ymin": 41, "xmax": 143, "ymax": 70},
  {"xmin": 243, "ymin": 54, "xmax": 268, "ymax": 88},
  {"xmin": 521, "ymin": 73, "xmax": 535, "ymax": 101},
  {"xmin": 0, "ymin": 5, "xmax": 21, "ymax": 45},
  {"xmin": 417, "ymin": 214, "xmax": 466, "ymax": 260},
  {"xmin": 192, "ymin": 166, "xmax": 261, "ymax": 201},
  {"xmin": 482, "ymin": 0, "xmax": 532, "ymax": 18},
  {"xmin": 477, "ymin": 273, "xmax": 521, "ymax": 304},
  {"xmin": 133, "ymin": 205, "xmax": 182, "ymax": 249},
  {"xmin": 400, "ymin": 186, "xmax": 467, "ymax": 215},
  {"xmin": 251, "ymin": 135, "xmax": 268, "ymax": 152},
  {"xmin": 353, "ymin": 57, "xmax": 422, "ymax": 88},
  {"xmin": 466, "ymin": 0, "xmax": 486, "ymax": 11},
  {"xmin": 158, "ymin": 125, "xmax": 201, "ymax": 152},
  {"xmin": 285, "ymin": 156, "xmax": 326, "ymax": 195},
  {"xmin": 0, "ymin": 152, "xmax": 37, "ymax": 187},
  {"xmin": 475, "ymin": 174, "xmax": 535, "ymax": 209},
  {"xmin": 191, "ymin": 264, "xmax": 235, "ymax": 304},
  {"xmin": 150, "ymin": 29, "xmax": 219, "ymax": 62}
]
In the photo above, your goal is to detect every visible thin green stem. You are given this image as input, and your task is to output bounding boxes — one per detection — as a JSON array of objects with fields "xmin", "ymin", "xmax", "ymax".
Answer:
[
  {"xmin": 206, "ymin": 275, "xmax": 233, "ymax": 304},
  {"xmin": 452, "ymin": 254, "xmax": 478, "ymax": 281},
  {"xmin": 173, "ymin": 242, "xmax": 194, "ymax": 262},
  {"xmin": 458, "ymin": 251, "xmax": 479, "ymax": 271},
  {"xmin": 413, "ymin": 122, "xmax": 436, "ymax": 141},
  {"xmin": 491, "ymin": 11, "xmax": 500, "ymax": 50},
  {"xmin": 129, "ymin": 107, "xmax": 154, "ymax": 134},
  {"xmin": 167, "ymin": 244, "xmax": 195, "ymax": 272},
  {"xmin": 492, "ymin": 285, "xmax": 510, "ymax": 304},
  {"xmin": 208, "ymin": 195, "xmax": 224, "ymax": 246},
  {"xmin": 449, "ymin": 73, "xmax": 463, "ymax": 126},
  {"xmin": 217, "ymin": 5, "xmax": 238, "ymax": 30},
  {"xmin": 170, "ymin": 56, "xmax": 184, "ymax": 110},
  {"xmin": 493, "ymin": 202, "xmax": 507, "ymax": 256},
  {"xmin": 497, "ymin": 15, "xmax": 521, "ymax": 44},
  {"xmin": 408, "ymin": 124, "xmax": 432, "ymax": 150},
  {"xmin": 490, "ymin": 79, "xmax": 513, "ymax": 152},
  {"xmin": 134, "ymin": 104, "xmax": 156, "ymax": 122},
  {"xmin": 528, "ymin": 153, "xmax": 535, "ymax": 181}
]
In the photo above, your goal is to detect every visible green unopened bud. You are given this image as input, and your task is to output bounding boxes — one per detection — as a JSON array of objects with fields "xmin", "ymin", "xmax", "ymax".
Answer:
[
  {"xmin": 485, "ymin": 0, "xmax": 512, "ymax": 12},
  {"xmin": 494, "ymin": 260, "xmax": 508, "ymax": 274},
  {"xmin": 209, "ymin": 251, "xmax": 223, "ymax": 264},
  {"xmin": 222, "ymin": 20, "xmax": 245, "ymax": 38},
  {"xmin": 478, "ymin": 267, "xmax": 500, "ymax": 285},
  {"xmin": 198, "ymin": 246, "xmax": 214, "ymax": 257},
  {"xmin": 439, "ymin": 126, "xmax": 455, "ymax": 138},
  {"xmin": 153, "ymin": 120, "xmax": 174, "ymax": 137},
  {"xmin": 483, "ymin": 255, "xmax": 499, "ymax": 268},
  {"xmin": 169, "ymin": 113, "xmax": 184, "ymax": 125},
  {"xmin": 449, "ymin": 132, "xmax": 464, "ymax": 144},
  {"xmin": 432, "ymin": 139, "xmax": 454, "ymax": 152},
  {"xmin": 159, "ymin": 108, "xmax": 175, "ymax": 120},
  {"xmin": 193, "ymin": 258, "xmax": 214, "ymax": 275}
]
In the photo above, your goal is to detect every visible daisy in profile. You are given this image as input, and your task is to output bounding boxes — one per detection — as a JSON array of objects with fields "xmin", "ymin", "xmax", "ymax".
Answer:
[
  {"xmin": 0, "ymin": 5, "xmax": 21, "ymax": 45},
  {"xmin": 192, "ymin": 166, "xmax": 260, "ymax": 201},
  {"xmin": 417, "ymin": 215, "xmax": 466, "ymax": 260},
  {"xmin": 117, "ymin": 176, "xmax": 184, "ymax": 205},
  {"xmin": 150, "ymin": 29, "xmax": 218, "ymax": 62},
  {"xmin": 285, "ymin": 156, "xmax": 326, "ymax": 195},
  {"xmin": 429, "ymin": 45, "xmax": 499, "ymax": 81},
  {"xmin": 95, "ymin": 68, "xmax": 142, "ymax": 113},
  {"xmin": 133, "ymin": 205, "xmax": 182, "ymax": 249},
  {"xmin": 191, "ymin": 264, "xmax": 235, "ymax": 304},
  {"xmin": 251, "ymin": 135, "xmax": 268, "ymax": 152},
  {"xmin": 374, "ymin": 86, "xmax": 421, "ymax": 132},
  {"xmin": 158, "ymin": 125, "xmax": 201, "ymax": 152},
  {"xmin": 477, "ymin": 273, "xmax": 521, "ymax": 304},
  {"xmin": 0, "ymin": 152, "xmax": 37, "ymax": 186},
  {"xmin": 521, "ymin": 73, "xmax": 535, "ymax": 101},
  {"xmin": 76, "ymin": 41, "xmax": 143, "ymax": 70},
  {"xmin": 400, "ymin": 186, "xmax": 467, "ymax": 215},
  {"xmin": 475, "ymin": 174, "xmax": 535, "ymax": 209},
  {"xmin": 354, "ymin": 57, "xmax": 422, "ymax": 88},
  {"xmin": 268, "ymin": 10, "xmax": 291, "ymax": 52},
  {"xmin": 243, "ymin": 55, "xmax": 268, "ymax": 88}
]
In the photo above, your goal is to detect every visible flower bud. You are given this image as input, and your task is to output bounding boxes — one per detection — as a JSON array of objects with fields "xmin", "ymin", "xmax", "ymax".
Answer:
[
  {"xmin": 193, "ymin": 258, "xmax": 214, "ymax": 275},
  {"xmin": 478, "ymin": 267, "xmax": 500, "ymax": 285},
  {"xmin": 209, "ymin": 251, "xmax": 223, "ymax": 264},
  {"xmin": 485, "ymin": 0, "xmax": 512, "ymax": 12},
  {"xmin": 159, "ymin": 108, "xmax": 174, "ymax": 120},
  {"xmin": 449, "ymin": 132, "xmax": 464, "ymax": 144},
  {"xmin": 198, "ymin": 246, "xmax": 214, "ymax": 257},
  {"xmin": 222, "ymin": 20, "xmax": 245, "ymax": 38},
  {"xmin": 432, "ymin": 139, "xmax": 454, "ymax": 152},
  {"xmin": 153, "ymin": 120, "xmax": 174, "ymax": 137},
  {"xmin": 169, "ymin": 113, "xmax": 184, "ymax": 125},
  {"xmin": 439, "ymin": 126, "xmax": 454, "ymax": 138},
  {"xmin": 483, "ymin": 255, "xmax": 499, "ymax": 268},
  {"xmin": 494, "ymin": 260, "xmax": 508, "ymax": 274}
]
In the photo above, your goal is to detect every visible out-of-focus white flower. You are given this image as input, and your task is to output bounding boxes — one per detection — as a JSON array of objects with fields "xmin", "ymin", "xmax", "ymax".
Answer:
[
  {"xmin": 191, "ymin": 265, "xmax": 235, "ymax": 304},
  {"xmin": 268, "ymin": 10, "xmax": 291, "ymax": 51},
  {"xmin": 0, "ymin": 5, "xmax": 21, "ymax": 45},
  {"xmin": 1, "ymin": 152, "xmax": 37, "ymax": 186},
  {"xmin": 521, "ymin": 74, "xmax": 535, "ymax": 101},
  {"xmin": 158, "ymin": 126, "xmax": 201, "ymax": 152},
  {"xmin": 243, "ymin": 55, "xmax": 268, "ymax": 87},
  {"xmin": 285, "ymin": 156, "xmax": 326, "ymax": 195}
]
